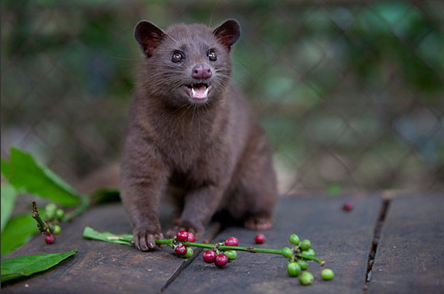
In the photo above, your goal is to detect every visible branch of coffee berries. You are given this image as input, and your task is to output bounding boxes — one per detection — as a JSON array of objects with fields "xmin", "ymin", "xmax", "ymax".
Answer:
[
  {"xmin": 31, "ymin": 190, "xmax": 117, "ymax": 245},
  {"xmin": 158, "ymin": 231, "xmax": 324, "ymax": 262},
  {"xmin": 32, "ymin": 201, "xmax": 66, "ymax": 244},
  {"xmin": 161, "ymin": 231, "xmax": 333, "ymax": 285},
  {"xmin": 82, "ymin": 227, "xmax": 334, "ymax": 285}
]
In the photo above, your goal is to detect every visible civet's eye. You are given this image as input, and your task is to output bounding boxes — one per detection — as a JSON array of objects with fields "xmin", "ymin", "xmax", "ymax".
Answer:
[
  {"xmin": 207, "ymin": 49, "xmax": 217, "ymax": 61},
  {"xmin": 172, "ymin": 51, "xmax": 185, "ymax": 63}
]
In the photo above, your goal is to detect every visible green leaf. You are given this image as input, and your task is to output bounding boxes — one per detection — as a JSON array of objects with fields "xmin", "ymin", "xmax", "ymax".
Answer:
[
  {"xmin": 1, "ymin": 185, "xmax": 17, "ymax": 232},
  {"xmin": 82, "ymin": 226, "xmax": 133, "ymax": 246},
  {"xmin": 1, "ymin": 214, "xmax": 39, "ymax": 256},
  {"xmin": 1, "ymin": 249, "xmax": 78, "ymax": 283},
  {"xmin": 1, "ymin": 147, "xmax": 80, "ymax": 207},
  {"xmin": 89, "ymin": 188, "xmax": 121, "ymax": 205}
]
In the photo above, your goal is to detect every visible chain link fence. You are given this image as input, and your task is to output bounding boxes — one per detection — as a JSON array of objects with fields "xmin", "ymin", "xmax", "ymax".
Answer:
[{"xmin": 2, "ymin": 0, "xmax": 443, "ymax": 194}]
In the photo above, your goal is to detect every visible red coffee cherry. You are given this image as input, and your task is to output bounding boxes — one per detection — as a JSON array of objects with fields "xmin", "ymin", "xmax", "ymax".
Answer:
[
  {"xmin": 186, "ymin": 232, "xmax": 195, "ymax": 242},
  {"xmin": 176, "ymin": 230, "xmax": 188, "ymax": 242},
  {"xmin": 224, "ymin": 237, "xmax": 239, "ymax": 246},
  {"xmin": 342, "ymin": 201, "xmax": 354, "ymax": 211},
  {"xmin": 202, "ymin": 250, "xmax": 217, "ymax": 263},
  {"xmin": 45, "ymin": 233, "xmax": 56, "ymax": 244},
  {"xmin": 214, "ymin": 254, "xmax": 229, "ymax": 267},
  {"xmin": 175, "ymin": 245, "xmax": 187, "ymax": 255},
  {"xmin": 255, "ymin": 234, "xmax": 266, "ymax": 244}
]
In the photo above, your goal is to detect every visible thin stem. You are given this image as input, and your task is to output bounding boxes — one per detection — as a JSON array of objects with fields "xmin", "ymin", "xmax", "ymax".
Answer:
[
  {"xmin": 156, "ymin": 239, "xmax": 283, "ymax": 254},
  {"xmin": 155, "ymin": 239, "xmax": 324, "ymax": 264},
  {"xmin": 156, "ymin": 239, "xmax": 173, "ymax": 247},
  {"xmin": 85, "ymin": 228, "xmax": 327, "ymax": 266},
  {"xmin": 32, "ymin": 201, "xmax": 50, "ymax": 233},
  {"xmin": 296, "ymin": 253, "xmax": 325, "ymax": 265}
]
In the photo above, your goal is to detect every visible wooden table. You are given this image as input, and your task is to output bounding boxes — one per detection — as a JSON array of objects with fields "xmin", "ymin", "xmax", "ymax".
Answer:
[{"xmin": 2, "ymin": 193, "xmax": 443, "ymax": 293}]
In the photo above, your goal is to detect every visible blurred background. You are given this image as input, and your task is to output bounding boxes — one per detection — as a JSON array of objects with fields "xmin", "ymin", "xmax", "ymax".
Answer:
[{"xmin": 2, "ymin": 0, "xmax": 443, "ymax": 195}]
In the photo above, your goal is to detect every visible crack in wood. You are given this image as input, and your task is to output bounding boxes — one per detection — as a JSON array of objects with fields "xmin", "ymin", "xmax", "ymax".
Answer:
[
  {"xmin": 159, "ymin": 247, "xmax": 203, "ymax": 294},
  {"xmin": 363, "ymin": 197, "xmax": 391, "ymax": 293},
  {"xmin": 159, "ymin": 222, "xmax": 222, "ymax": 293}
]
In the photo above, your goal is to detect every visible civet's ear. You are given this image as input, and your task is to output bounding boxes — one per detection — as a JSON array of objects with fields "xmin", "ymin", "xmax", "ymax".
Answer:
[
  {"xmin": 213, "ymin": 19, "xmax": 241, "ymax": 51},
  {"xmin": 134, "ymin": 21, "xmax": 166, "ymax": 58}
]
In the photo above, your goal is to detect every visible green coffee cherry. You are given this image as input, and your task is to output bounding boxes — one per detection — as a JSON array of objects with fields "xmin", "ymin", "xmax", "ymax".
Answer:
[
  {"xmin": 289, "ymin": 234, "xmax": 300, "ymax": 245},
  {"xmin": 282, "ymin": 247, "xmax": 293, "ymax": 259},
  {"xmin": 45, "ymin": 203, "xmax": 57, "ymax": 221},
  {"xmin": 286, "ymin": 262, "xmax": 301, "ymax": 277},
  {"xmin": 45, "ymin": 203, "xmax": 57, "ymax": 212},
  {"xmin": 55, "ymin": 209, "xmax": 65, "ymax": 220},
  {"xmin": 224, "ymin": 250, "xmax": 237, "ymax": 262},
  {"xmin": 300, "ymin": 239, "xmax": 311, "ymax": 250},
  {"xmin": 182, "ymin": 247, "xmax": 194, "ymax": 258},
  {"xmin": 45, "ymin": 211, "xmax": 55, "ymax": 221},
  {"xmin": 299, "ymin": 271, "xmax": 314, "ymax": 285},
  {"xmin": 321, "ymin": 269, "xmax": 334, "ymax": 280},
  {"xmin": 302, "ymin": 248, "xmax": 315, "ymax": 257},
  {"xmin": 52, "ymin": 224, "xmax": 61, "ymax": 235},
  {"xmin": 298, "ymin": 260, "xmax": 309, "ymax": 270}
]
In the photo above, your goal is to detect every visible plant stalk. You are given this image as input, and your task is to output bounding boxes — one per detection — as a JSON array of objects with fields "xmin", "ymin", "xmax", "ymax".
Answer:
[
  {"xmin": 155, "ymin": 239, "xmax": 324, "ymax": 264},
  {"xmin": 31, "ymin": 201, "xmax": 50, "ymax": 233}
]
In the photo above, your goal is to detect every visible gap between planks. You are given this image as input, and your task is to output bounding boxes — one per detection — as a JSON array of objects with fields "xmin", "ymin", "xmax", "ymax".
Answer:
[
  {"xmin": 158, "ymin": 196, "xmax": 392, "ymax": 293},
  {"xmin": 363, "ymin": 197, "xmax": 391, "ymax": 293},
  {"xmin": 159, "ymin": 222, "xmax": 222, "ymax": 293}
]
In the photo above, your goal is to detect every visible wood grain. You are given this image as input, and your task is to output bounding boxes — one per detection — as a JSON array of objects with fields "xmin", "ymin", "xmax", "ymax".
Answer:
[
  {"xmin": 1, "ymin": 203, "xmax": 185, "ymax": 293},
  {"xmin": 165, "ymin": 195, "xmax": 381, "ymax": 293}
]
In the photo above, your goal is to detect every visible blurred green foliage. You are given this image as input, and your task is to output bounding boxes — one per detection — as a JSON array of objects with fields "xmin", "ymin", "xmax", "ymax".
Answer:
[
  {"xmin": 1, "ymin": 213, "xmax": 38, "ymax": 256},
  {"xmin": 1, "ymin": 147, "xmax": 81, "ymax": 206},
  {"xmin": 1, "ymin": 0, "xmax": 443, "ymax": 191}
]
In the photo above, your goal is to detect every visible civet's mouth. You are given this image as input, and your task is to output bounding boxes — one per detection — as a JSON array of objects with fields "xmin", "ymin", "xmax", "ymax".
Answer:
[{"xmin": 186, "ymin": 83, "xmax": 212, "ymax": 100}]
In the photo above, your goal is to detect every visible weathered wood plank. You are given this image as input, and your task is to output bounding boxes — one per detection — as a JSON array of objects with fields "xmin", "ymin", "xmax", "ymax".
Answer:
[
  {"xmin": 368, "ymin": 194, "xmax": 444, "ymax": 293},
  {"xmin": 165, "ymin": 195, "xmax": 381, "ymax": 293},
  {"xmin": 1, "ymin": 203, "xmax": 186, "ymax": 293}
]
